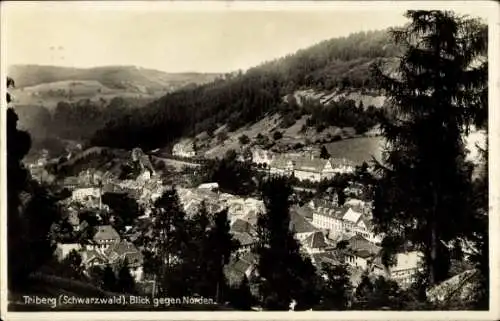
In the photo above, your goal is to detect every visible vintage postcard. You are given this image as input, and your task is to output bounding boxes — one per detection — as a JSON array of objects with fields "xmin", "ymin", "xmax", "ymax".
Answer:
[{"xmin": 1, "ymin": 1, "xmax": 499, "ymax": 320}]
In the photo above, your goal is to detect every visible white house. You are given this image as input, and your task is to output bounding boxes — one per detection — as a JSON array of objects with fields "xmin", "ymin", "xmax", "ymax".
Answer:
[
  {"xmin": 312, "ymin": 206, "xmax": 346, "ymax": 237},
  {"xmin": 72, "ymin": 187, "xmax": 101, "ymax": 203},
  {"xmin": 269, "ymin": 156, "xmax": 295, "ymax": 177},
  {"xmin": 389, "ymin": 251, "xmax": 424, "ymax": 288},
  {"xmin": 269, "ymin": 154, "xmax": 355, "ymax": 182},
  {"xmin": 198, "ymin": 182, "xmax": 220, "ymax": 191},
  {"xmin": 329, "ymin": 158, "xmax": 356, "ymax": 174},
  {"xmin": 55, "ymin": 243, "xmax": 82, "ymax": 261},
  {"xmin": 293, "ymin": 158, "xmax": 336, "ymax": 182},
  {"xmin": 251, "ymin": 148, "xmax": 274, "ymax": 167},
  {"xmin": 172, "ymin": 140, "xmax": 196, "ymax": 158}
]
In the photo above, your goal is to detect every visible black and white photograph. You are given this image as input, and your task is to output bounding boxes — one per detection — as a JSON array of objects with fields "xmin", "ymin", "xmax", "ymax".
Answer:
[{"xmin": 1, "ymin": 0, "xmax": 498, "ymax": 318}]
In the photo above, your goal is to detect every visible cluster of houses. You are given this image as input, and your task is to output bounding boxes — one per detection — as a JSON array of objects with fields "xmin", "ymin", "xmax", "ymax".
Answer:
[
  {"xmin": 56, "ymin": 223, "xmax": 144, "ymax": 282},
  {"xmin": 251, "ymin": 147, "xmax": 356, "ymax": 182},
  {"xmin": 223, "ymin": 189, "xmax": 423, "ymax": 291},
  {"xmin": 48, "ymin": 142, "xmax": 424, "ymax": 299},
  {"xmin": 176, "ymin": 183, "xmax": 265, "ymax": 222}
]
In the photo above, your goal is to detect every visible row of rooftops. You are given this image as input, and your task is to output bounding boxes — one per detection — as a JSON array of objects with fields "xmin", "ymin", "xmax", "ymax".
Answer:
[{"xmin": 270, "ymin": 154, "xmax": 356, "ymax": 173}]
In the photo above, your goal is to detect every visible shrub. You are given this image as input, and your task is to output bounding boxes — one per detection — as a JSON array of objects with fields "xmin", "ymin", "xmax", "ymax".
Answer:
[{"xmin": 238, "ymin": 134, "xmax": 250, "ymax": 145}]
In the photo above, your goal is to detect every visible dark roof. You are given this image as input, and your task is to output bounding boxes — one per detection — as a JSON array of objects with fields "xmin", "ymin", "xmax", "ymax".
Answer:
[
  {"xmin": 289, "ymin": 210, "xmax": 319, "ymax": 234},
  {"xmin": 233, "ymin": 232, "xmax": 255, "ymax": 246},
  {"xmin": 347, "ymin": 234, "xmax": 381, "ymax": 258},
  {"xmin": 303, "ymin": 231, "xmax": 328, "ymax": 249},
  {"xmin": 93, "ymin": 225, "xmax": 121, "ymax": 242},
  {"xmin": 82, "ymin": 250, "xmax": 108, "ymax": 265},
  {"xmin": 231, "ymin": 218, "xmax": 256, "ymax": 235},
  {"xmin": 224, "ymin": 252, "xmax": 257, "ymax": 286},
  {"xmin": 105, "ymin": 240, "xmax": 143, "ymax": 267},
  {"xmin": 293, "ymin": 204, "xmax": 314, "ymax": 220},
  {"xmin": 312, "ymin": 252, "xmax": 342, "ymax": 266}
]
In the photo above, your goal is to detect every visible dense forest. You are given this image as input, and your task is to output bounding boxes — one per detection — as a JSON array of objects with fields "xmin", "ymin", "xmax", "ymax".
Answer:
[{"xmin": 90, "ymin": 30, "xmax": 401, "ymax": 150}]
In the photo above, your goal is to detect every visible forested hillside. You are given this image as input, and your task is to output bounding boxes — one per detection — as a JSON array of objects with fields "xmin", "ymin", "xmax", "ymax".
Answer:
[{"xmin": 91, "ymin": 30, "xmax": 401, "ymax": 150}]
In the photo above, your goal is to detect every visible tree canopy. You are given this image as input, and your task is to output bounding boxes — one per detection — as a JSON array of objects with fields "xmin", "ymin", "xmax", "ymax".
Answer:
[{"xmin": 370, "ymin": 10, "xmax": 488, "ymax": 288}]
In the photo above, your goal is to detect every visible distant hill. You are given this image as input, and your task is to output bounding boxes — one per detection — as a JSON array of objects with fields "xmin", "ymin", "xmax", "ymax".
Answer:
[
  {"xmin": 91, "ymin": 29, "xmax": 401, "ymax": 152},
  {"xmin": 7, "ymin": 65, "xmax": 221, "ymax": 153},
  {"xmin": 8, "ymin": 65, "xmax": 221, "ymax": 110},
  {"xmin": 9, "ymin": 64, "xmax": 220, "ymax": 92}
]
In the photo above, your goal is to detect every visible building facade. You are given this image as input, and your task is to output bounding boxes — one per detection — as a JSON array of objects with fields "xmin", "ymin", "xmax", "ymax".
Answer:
[
  {"xmin": 172, "ymin": 140, "xmax": 196, "ymax": 158},
  {"xmin": 269, "ymin": 155, "xmax": 355, "ymax": 182}
]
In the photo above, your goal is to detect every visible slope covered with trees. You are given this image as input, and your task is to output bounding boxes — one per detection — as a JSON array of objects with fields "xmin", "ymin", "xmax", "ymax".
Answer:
[{"xmin": 91, "ymin": 30, "xmax": 401, "ymax": 150}]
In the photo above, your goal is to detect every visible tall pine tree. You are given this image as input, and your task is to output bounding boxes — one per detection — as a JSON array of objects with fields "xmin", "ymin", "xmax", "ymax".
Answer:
[
  {"xmin": 102, "ymin": 264, "xmax": 117, "ymax": 292},
  {"xmin": 317, "ymin": 263, "xmax": 352, "ymax": 310},
  {"xmin": 7, "ymin": 77, "xmax": 60, "ymax": 290},
  {"xmin": 370, "ymin": 10, "xmax": 487, "ymax": 287},
  {"xmin": 117, "ymin": 259, "xmax": 136, "ymax": 294},
  {"xmin": 141, "ymin": 188, "xmax": 190, "ymax": 296},
  {"xmin": 254, "ymin": 177, "xmax": 320, "ymax": 310},
  {"xmin": 206, "ymin": 208, "xmax": 240, "ymax": 302}
]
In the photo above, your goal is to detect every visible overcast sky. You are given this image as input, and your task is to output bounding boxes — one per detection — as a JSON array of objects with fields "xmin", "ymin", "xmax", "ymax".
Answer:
[{"xmin": 2, "ymin": 1, "xmax": 493, "ymax": 73}]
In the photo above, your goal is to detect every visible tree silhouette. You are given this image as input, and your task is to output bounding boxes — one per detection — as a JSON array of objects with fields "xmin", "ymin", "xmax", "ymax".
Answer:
[
  {"xmin": 320, "ymin": 145, "xmax": 330, "ymax": 159},
  {"xmin": 370, "ymin": 10, "xmax": 487, "ymax": 286},
  {"xmin": 117, "ymin": 259, "xmax": 136, "ymax": 294},
  {"xmin": 318, "ymin": 263, "xmax": 352, "ymax": 310},
  {"xmin": 102, "ymin": 264, "xmax": 117, "ymax": 292},
  {"xmin": 140, "ymin": 188, "xmax": 190, "ymax": 296},
  {"xmin": 230, "ymin": 276, "xmax": 254, "ymax": 310},
  {"xmin": 254, "ymin": 177, "xmax": 320, "ymax": 310},
  {"xmin": 7, "ymin": 77, "xmax": 59, "ymax": 290}
]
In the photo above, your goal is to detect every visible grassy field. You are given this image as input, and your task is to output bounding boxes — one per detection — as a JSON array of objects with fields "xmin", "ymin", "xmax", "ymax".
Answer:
[
  {"xmin": 325, "ymin": 136, "xmax": 384, "ymax": 165},
  {"xmin": 10, "ymin": 80, "xmax": 165, "ymax": 109}
]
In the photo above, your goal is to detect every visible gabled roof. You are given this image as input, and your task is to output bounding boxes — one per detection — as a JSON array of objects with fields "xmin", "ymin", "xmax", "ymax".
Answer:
[
  {"xmin": 311, "ymin": 252, "xmax": 342, "ymax": 266},
  {"xmin": 231, "ymin": 218, "xmax": 256, "ymax": 235},
  {"xmin": 105, "ymin": 240, "xmax": 143, "ymax": 267},
  {"xmin": 292, "ymin": 204, "xmax": 314, "ymax": 220},
  {"xmin": 347, "ymin": 234, "xmax": 381, "ymax": 258},
  {"xmin": 342, "ymin": 208, "xmax": 363, "ymax": 224},
  {"xmin": 81, "ymin": 249, "xmax": 108, "ymax": 265},
  {"xmin": 224, "ymin": 252, "xmax": 257, "ymax": 286},
  {"xmin": 93, "ymin": 225, "xmax": 120, "ymax": 242},
  {"xmin": 303, "ymin": 231, "xmax": 328, "ymax": 249},
  {"xmin": 314, "ymin": 206, "xmax": 348, "ymax": 220},
  {"xmin": 348, "ymin": 235, "xmax": 381, "ymax": 255}
]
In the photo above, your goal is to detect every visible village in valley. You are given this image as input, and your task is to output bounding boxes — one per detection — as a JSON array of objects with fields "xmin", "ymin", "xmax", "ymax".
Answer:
[
  {"xmin": 26, "ymin": 137, "xmax": 426, "ymax": 303},
  {"xmin": 6, "ymin": 5, "xmax": 490, "ymax": 313}
]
